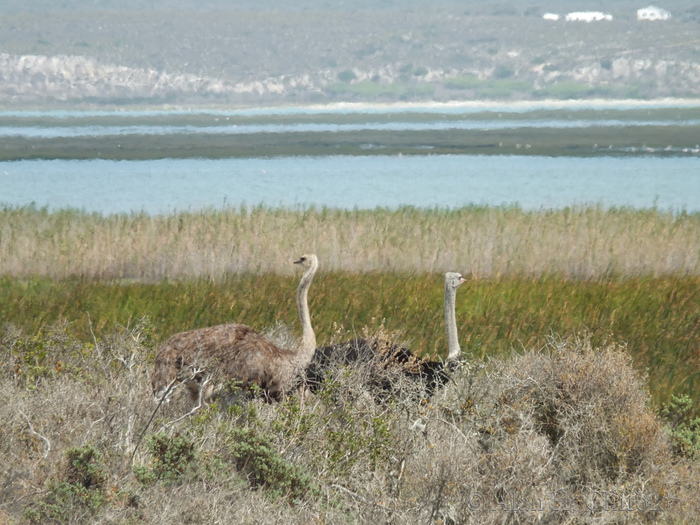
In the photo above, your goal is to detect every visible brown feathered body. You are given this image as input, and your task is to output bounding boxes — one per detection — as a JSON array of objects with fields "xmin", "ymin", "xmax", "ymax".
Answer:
[
  {"xmin": 151, "ymin": 324, "xmax": 304, "ymax": 402},
  {"xmin": 151, "ymin": 254, "xmax": 319, "ymax": 404}
]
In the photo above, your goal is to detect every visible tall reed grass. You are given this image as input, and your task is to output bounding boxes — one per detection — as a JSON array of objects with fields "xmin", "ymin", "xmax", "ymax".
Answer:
[{"xmin": 1, "ymin": 205, "xmax": 698, "ymax": 280}]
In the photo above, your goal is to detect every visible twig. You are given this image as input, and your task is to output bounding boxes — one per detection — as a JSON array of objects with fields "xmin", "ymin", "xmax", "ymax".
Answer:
[
  {"xmin": 130, "ymin": 368, "xmax": 211, "ymax": 464},
  {"xmin": 129, "ymin": 374, "xmax": 180, "ymax": 465},
  {"xmin": 86, "ymin": 312, "xmax": 101, "ymax": 358},
  {"xmin": 18, "ymin": 410, "xmax": 50, "ymax": 458},
  {"xmin": 331, "ymin": 483, "xmax": 394, "ymax": 513}
]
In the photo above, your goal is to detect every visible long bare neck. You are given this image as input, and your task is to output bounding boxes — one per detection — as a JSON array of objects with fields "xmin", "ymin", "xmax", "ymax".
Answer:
[
  {"xmin": 295, "ymin": 258, "xmax": 318, "ymax": 366},
  {"xmin": 444, "ymin": 280, "xmax": 461, "ymax": 362}
]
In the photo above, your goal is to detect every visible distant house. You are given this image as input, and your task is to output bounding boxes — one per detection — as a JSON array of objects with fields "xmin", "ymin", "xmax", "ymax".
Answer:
[
  {"xmin": 543, "ymin": 13, "xmax": 560, "ymax": 21},
  {"xmin": 565, "ymin": 11, "xmax": 613, "ymax": 22},
  {"xmin": 637, "ymin": 6, "xmax": 671, "ymax": 20}
]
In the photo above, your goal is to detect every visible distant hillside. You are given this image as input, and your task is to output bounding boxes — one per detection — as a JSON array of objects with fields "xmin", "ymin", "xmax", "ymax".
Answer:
[{"xmin": 1, "ymin": 1, "xmax": 699, "ymax": 107}]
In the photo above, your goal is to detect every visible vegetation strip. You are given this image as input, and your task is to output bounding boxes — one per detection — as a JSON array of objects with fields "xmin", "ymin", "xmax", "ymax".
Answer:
[
  {"xmin": 2, "ymin": 124, "xmax": 700, "ymax": 160},
  {"xmin": 2, "ymin": 273, "xmax": 699, "ymax": 414}
]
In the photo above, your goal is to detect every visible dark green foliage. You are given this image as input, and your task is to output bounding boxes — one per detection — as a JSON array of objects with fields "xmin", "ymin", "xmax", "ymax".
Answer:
[
  {"xmin": 24, "ymin": 446, "xmax": 106, "ymax": 524},
  {"xmin": 337, "ymin": 69, "xmax": 356, "ymax": 82},
  {"xmin": 134, "ymin": 433, "xmax": 196, "ymax": 484},
  {"xmin": 64, "ymin": 446, "xmax": 106, "ymax": 490},
  {"xmin": 492, "ymin": 65, "xmax": 514, "ymax": 79},
  {"xmin": 661, "ymin": 395, "xmax": 700, "ymax": 460},
  {"xmin": 320, "ymin": 380, "xmax": 394, "ymax": 474},
  {"xmin": 227, "ymin": 427, "xmax": 318, "ymax": 501}
]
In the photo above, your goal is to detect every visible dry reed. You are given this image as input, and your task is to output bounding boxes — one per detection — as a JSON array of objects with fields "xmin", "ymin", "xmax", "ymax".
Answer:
[{"xmin": 1, "ymin": 205, "xmax": 698, "ymax": 280}]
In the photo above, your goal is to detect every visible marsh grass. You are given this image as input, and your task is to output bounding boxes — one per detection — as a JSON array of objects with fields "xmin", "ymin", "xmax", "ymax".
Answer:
[
  {"xmin": 3, "ymin": 123, "xmax": 700, "ymax": 159},
  {"xmin": 1, "ymin": 273, "xmax": 698, "ymax": 412},
  {"xmin": 2, "ymin": 205, "xmax": 699, "ymax": 280},
  {"xmin": 1, "ymin": 324, "xmax": 698, "ymax": 524}
]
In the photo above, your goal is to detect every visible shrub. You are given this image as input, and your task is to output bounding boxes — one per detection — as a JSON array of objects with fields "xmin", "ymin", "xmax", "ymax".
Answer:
[
  {"xmin": 227, "ymin": 426, "xmax": 318, "ymax": 501},
  {"xmin": 413, "ymin": 66, "xmax": 429, "ymax": 77},
  {"xmin": 24, "ymin": 446, "xmax": 106, "ymax": 524},
  {"xmin": 337, "ymin": 69, "xmax": 356, "ymax": 82},
  {"xmin": 401, "ymin": 336, "xmax": 689, "ymax": 524},
  {"xmin": 661, "ymin": 394, "xmax": 700, "ymax": 460},
  {"xmin": 134, "ymin": 433, "xmax": 196, "ymax": 484},
  {"xmin": 492, "ymin": 65, "xmax": 514, "ymax": 79}
]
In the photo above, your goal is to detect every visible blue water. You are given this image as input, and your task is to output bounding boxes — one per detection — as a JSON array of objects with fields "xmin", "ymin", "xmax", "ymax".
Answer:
[
  {"xmin": 2, "ymin": 102, "xmax": 698, "ymax": 215},
  {"xmin": 2, "ymin": 155, "xmax": 698, "ymax": 215}
]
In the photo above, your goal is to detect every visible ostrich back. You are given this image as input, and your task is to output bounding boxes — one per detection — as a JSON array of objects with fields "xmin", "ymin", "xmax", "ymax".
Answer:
[
  {"xmin": 152, "ymin": 323, "xmax": 297, "ymax": 402},
  {"xmin": 306, "ymin": 337, "xmax": 451, "ymax": 397}
]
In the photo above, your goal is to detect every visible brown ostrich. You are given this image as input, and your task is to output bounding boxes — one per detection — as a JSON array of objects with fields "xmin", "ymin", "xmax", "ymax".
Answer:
[
  {"xmin": 151, "ymin": 254, "xmax": 319, "ymax": 404},
  {"xmin": 305, "ymin": 271, "xmax": 466, "ymax": 397}
]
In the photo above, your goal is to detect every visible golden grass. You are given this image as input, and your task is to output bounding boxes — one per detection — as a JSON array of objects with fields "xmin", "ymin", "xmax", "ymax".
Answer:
[{"xmin": 1, "ymin": 205, "xmax": 699, "ymax": 280}]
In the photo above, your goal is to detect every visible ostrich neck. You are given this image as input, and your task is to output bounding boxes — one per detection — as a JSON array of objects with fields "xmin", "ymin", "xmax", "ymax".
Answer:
[
  {"xmin": 295, "ymin": 262, "xmax": 317, "ymax": 367},
  {"xmin": 444, "ymin": 284, "xmax": 461, "ymax": 362}
]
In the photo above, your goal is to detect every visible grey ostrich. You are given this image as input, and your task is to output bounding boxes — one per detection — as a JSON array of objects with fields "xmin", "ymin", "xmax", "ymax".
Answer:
[
  {"xmin": 305, "ymin": 271, "xmax": 466, "ymax": 397},
  {"xmin": 151, "ymin": 254, "xmax": 319, "ymax": 404}
]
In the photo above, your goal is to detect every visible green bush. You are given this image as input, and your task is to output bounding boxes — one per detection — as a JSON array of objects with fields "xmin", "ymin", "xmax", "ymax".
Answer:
[
  {"xmin": 24, "ymin": 446, "xmax": 106, "ymax": 524},
  {"xmin": 227, "ymin": 427, "xmax": 318, "ymax": 501},
  {"xmin": 444, "ymin": 74, "xmax": 481, "ymax": 90},
  {"xmin": 337, "ymin": 69, "xmax": 356, "ymax": 82},
  {"xmin": 661, "ymin": 395, "xmax": 700, "ymax": 460},
  {"xmin": 492, "ymin": 65, "xmax": 514, "ymax": 79},
  {"xmin": 134, "ymin": 433, "xmax": 196, "ymax": 484}
]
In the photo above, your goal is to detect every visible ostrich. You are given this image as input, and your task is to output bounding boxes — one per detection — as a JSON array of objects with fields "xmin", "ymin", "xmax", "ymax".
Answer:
[
  {"xmin": 305, "ymin": 271, "xmax": 466, "ymax": 397},
  {"xmin": 151, "ymin": 254, "xmax": 319, "ymax": 404}
]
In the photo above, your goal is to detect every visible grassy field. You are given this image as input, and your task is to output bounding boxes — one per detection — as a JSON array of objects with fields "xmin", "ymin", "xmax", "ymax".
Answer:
[
  {"xmin": 2, "ymin": 272, "xmax": 699, "ymax": 409},
  {"xmin": 2, "ymin": 205, "xmax": 699, "ymax": 404},
  {"xmin": 1, "ymin": 204, "xmax": 699, "ymax": 523}
]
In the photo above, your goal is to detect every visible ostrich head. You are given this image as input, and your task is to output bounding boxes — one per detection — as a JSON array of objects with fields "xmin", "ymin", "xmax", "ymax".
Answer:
[
  {"xmin": 445, "ymin": 271, "xmax": 466, "ymax": 291},
  {"xmin": 294, "ymin": 253, "xmax": 318, "ymax": 271}
]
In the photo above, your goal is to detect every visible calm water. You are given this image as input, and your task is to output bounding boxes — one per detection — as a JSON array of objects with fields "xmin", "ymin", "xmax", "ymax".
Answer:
[
  {"xmin": 2, "ymin": 155, "xmax": 698, "ymax": 214},
  {"xmin": 2, "ymin": 102, "xmax": 699, "ymax": 215}
]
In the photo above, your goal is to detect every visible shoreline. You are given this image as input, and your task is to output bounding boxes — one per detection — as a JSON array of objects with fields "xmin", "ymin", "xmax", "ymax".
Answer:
[{"xmin": 2, "ymin": 97, "xmax": 700, "ymax": 116}]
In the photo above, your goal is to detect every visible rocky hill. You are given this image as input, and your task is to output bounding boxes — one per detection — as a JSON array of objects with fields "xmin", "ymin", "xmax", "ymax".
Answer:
[{"xmin": 1, "ymin": 2, "xmax": 699, "ymax": 107}]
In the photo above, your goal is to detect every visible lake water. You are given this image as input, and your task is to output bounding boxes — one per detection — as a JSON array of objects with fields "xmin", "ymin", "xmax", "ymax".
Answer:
[
  {"xmin": 1, "ymin": 101, "xmax": 699, "ymax": 215},
  {"xmin": 2, "ymin": 155, "xmax": 699, "ymax": 215}
]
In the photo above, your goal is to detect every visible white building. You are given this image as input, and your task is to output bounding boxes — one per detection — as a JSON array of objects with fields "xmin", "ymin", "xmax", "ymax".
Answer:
[
  {"xmin": 543, "ymin": 13, "xmax": 560, "ymax": 21},
  {"xmin": 565, "ymin": 11, "xmax": 613, "ymax": 22},
  {"xmin": 637, "ymin": 6, "xmax": 671, "ymax": 20}
]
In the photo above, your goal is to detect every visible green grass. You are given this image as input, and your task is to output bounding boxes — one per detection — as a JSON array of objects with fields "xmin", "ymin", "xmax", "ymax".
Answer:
[
  {"xmin": 1, "ymin": 273, "xmax": 698, "ymax": 413},
  {"xmin": 326, "ymin": 80, "xmax": 434, "ymax": 99}
]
